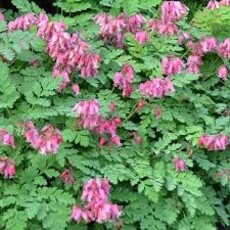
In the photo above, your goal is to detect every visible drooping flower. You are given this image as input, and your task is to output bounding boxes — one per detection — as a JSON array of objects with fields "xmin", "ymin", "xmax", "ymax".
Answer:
[
  {"xmin": 8, "ymin": 13, "xmax": 37, "ymax": 31},
  {"xmin": 24, "ymin": 121, "xmax": 63, "ymax": 154},
  {"xmin": 0, "ymin": 157, "xmax": 16, "ymax": 178},
  {"xmin": 162, "ymin": 56, "xmax": 184, "ymax": 76},
  {"xmin": 153, "ymin": 105, "xmax": 162, "ymax": 119},
  {"xmin": 218, "ymin": 38, "xmax": 230, "ymax": 58},
  {"xmin": 72, "ymin": 84, "xmax": 80, "ymax": 95},
  {"xmin": 187, "ymin": 55, "xmax": 203, "ymax": 74},
  {"xmin": 198, "ymin": 134, "xmax": 229, "ymax": 151},
  {"xmin": 81, "ymin": 178, "xmax": 111, "ymax": 202},
  {"xmin": 78, "ymin": 54, "xmax": 101, "ymax": 77},
  {"xmin": 137, "ymin": 100, "xmax": 145, "ymax": 111},
  {"xmin": 0, "ymin": 129, "xmax": 15, "ymax": 147},
  {"xmin": 0, "ymin": 11, "xmax": 4, "ymax": 22},
  {"xmin": 36, "ymin": 13, "xmax": 101, "ymax": 88},
  {"xmin": 128, "ymin": 14, "xmax": 146, "ymax": 33},
  {"xmin": 99, "ymin": 137, "xmax": 107, "ymax": 147},
  {"xmin": 109, "ymin": 102, "xmax": 116, "ymax": 112},
  {"xmin": 71, "ymin": 178, "xmax": 122, "ymax": 223},
  {"xmin": 200, "ymin": 37, "xmax": 217, "ymax": 53},
  {"xmin": 161, "ymin": 1, "xmax": 189, "ymax": 23},
  {"xmin": 61, "ymin": 169, "xmax": 74, "ymax": 184},
  {"xmin": 95, "ymin": 117, "xmax": 122, "ymax": 147},
  {"xmin": 173, "ymin": 158, "xmax": 186, "ymax": 172},
  {"xmin": 218, "ymin": 65, "xmax": 229, "ymax": 80},
  {"xmin": 135, "ymin": 136, "xmax": 142, "ymax": 144},
  {"xmin": 139, "ymin": 77, "xmax": 175, "ymax": 98},
  {"xmin": 158, "ymin": 22, "xmax": 179, "ymax": 36},
  {"xmin": 220, "ymin": 0, "xmax": 230, "ymax": 5},
  {"xmin": 207, "ymin": 0, "xmax": 220, "ymax": 10},
  {"xmin": 134, "ymin": 31, "xmax": 149, "ymax": 44},
  {"xmin": 95, "ymin": 13, "xmax": 147, "ymax": 47},
  {"xmin": 114, "ymin": 64, "xmax": 134, "ymax": 97},
  {"xmin": 72, "ymin": 100, "xmax": 101, "ymax": 129}
]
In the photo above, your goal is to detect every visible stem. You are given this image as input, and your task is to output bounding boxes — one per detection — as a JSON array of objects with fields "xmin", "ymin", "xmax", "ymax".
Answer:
[{"xmin": 123, "ymin": 101, "xmax": 139, "ymax": 122}]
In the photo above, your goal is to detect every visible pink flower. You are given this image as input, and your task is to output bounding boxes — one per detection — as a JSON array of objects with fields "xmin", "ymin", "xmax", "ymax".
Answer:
[
  {"xmin": 114, "ymin": 64, "xmax": 134, "ymax": 97},
  {"xmin": 72, "ymin": 100, "xmax": 101, "ymax": 129},
  {"xmin": 218, "ymin": 65, "xmax": 229, "ymax": 80},
  {"xmin": 110, "ymin": 135, "xmax": 122, "ymax": 146},
  {"xmin": 94, "ymin": 13, "xmax": 127, "ymax": 37},
  {"xmin": 24, "ymin": 121, "xmax": 63, "ymax": 154},
  {"xmin": 72, "ymin": 84, "xmax": 80, "ymax": 95},
  {"xmin": 137, "ymin": 100, "xmax": 145, "ymax": 110},
  {"xmin": 162, "ymin": 56, "xmax": 184, "ymax": 76},
  {"xmin": 61, "ymin": 169, "xmax": 74, "ymax": 184},
  {"xmin": 71, "ymin": 178, "xmax": 122, "ymax": 224},
  {"xmin": 153, "ymin": 106, "xmax": 162, "ymax": 119},
  {"xmin": 0, "ymin": 129, "xmax": 15, "ymax": 147},
  {"xmin": 198, "ymin": 134, "xmax": 229, "ymax": 151},
  {"xmin": 99, "ymin": 137, "xmax": 107, "ymax": 147},
  {"xmin": 150, "ymin": 19, "xmax": 161, "ymax": 32},
  {"xmin": 134, "ymin": 31, "xmax": 149, "ymax": 44},
  {"xmin": 173, "ymin": 158, "xmax": 186, "ymax": 172},
  {"xmin": 139, "ymin": 77, "xmax": 175, "ymax": 98},
  {"xmin": 109, "ymin": 102, "xmax": 116, "ymax": 112},
  {"xmin": 128, "ymin": 14, "xmax": 146, "ymax": 33},
  {"xmin": 78, "ymin": 54, "xmax": 101, "ymax": 77},
  {"xmin": 220, "ymin": 0, "xmax": 230, "ymax": 5},
  {"xmin": 81, "ymin": 178, "xmax": 111, "ymax": 202},
  {"xmin": 161, "ymin": 1, "xmax": 189, "ymax": 23},
  {"xmin": 200, "ymin": 37, "xmax": 217, "ymax": 53},
  {"xmin": 0, "ymin": 11, "xmax": 4, "ymax": 22},
  {"xmin": 8, "ymin": 13, "xmax": 37, "ymax": 31},
  {"xmin": 207, "ymin": 0, "xmax": 220, "ymax": 10},
  {"xmin": 135, "ymin": 136, "xmax": 142, "ymax": 144},
  {"xmin": 4, "ymin": 164, "xmax": 16, "ymax": 178},
  {"xmin": 71, "ymin": 206, "xmax": 84, "ymax": 222},
  {"xmin": 158, "ymin": 22, "xmax": 178, "ymax": 36},
  {"xmin": 178, "ymin": 32, "xmax": 192, "ymax": 44},
  {"xmin": 36, "ymin": 13, "xmax": 101, "ymax": 89},
  {"xmin": 95, "ymin": 13, "xmax": 147, "ymax": 47},
  {"xmin": 187, "ymin": 55, "xmax": 203, "ymax": 74},
  {"xmin": 218, "ymin": 38, "xmax": 230, "ymax": 59},
  {"xmin": 0, "ymin": 157, "xmax": 16, "ymax": 178}
]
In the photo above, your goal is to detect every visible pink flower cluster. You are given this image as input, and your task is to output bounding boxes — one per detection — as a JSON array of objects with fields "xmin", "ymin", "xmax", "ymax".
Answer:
[
  {"xmin": 8, "ymin": 13, "xmax": 37, "ymax": 31},
  {"xmin": 7, "ymin": 13, "xmax": 101, "ymax": 90},
  {"xmin": 173, "ymin": 158, "xmax": 186, "ymax": 172},
  {"xmin": 139, "ymin": 77, "xmax": 174, "ymax": 98},
  {"xmin": 24, "ymin": 121, "xmax": 63, "ymax": 154},
  {"xmin": 71, "ymin": 178, "xmax": 121, "ymax": 223},
  {"xmin": 0, "ymin": 129, "xmax": 15, "ymax": 147},
  {"xmin": 96, "ymin": 117, "xmax": 122, "ymax": 147},
  {"xmin": 207, "ymin": 0, "xmax": 230, "ymax": 10},
  {"xmin": 36, "ymin": 13, "xmax": 101, "ymax": 89},
  {"xmin": 114, "ymin": 64, "xmax": 134, "ymax": 97},
  {"xmin": 0, "ymin": 157, "xmax": 16, "ymax": 178},
  {"xmin": 94, "ymin": 13, "xmax": 148, "ymax": 47},
  {"xmin": 186, "ymin": 37, "xmax": 217, "ymax": 74},
  {"xmin": 218, "ymin": 38, "xmax": 230, "ymax": 59},
  {"xmin": 150, "ymin": 1, "xmax": 189, "ymax": 36},
  {"xmin": 72, "ymin": 99, "xmax": 101, "ymax": 129},
  {"xmin": 198, "ymin": 134, "xmax": 229, "ymax": 151},
  {"xmin": 162, "ymin": 56, "xmax": 184, "ymax": 76},
  {"xmin": 72, "ymin": 100, "xmax": 122, "ymax": 146}
]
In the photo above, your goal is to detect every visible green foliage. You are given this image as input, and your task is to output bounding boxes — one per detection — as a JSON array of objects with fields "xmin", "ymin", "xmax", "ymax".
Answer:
[
  {"xmin": 0, "ymin": 0, "xmax": 230, "ymax": 229},
  {"xmin": 193, "ymin": 6, "xmax": 230, "ymax": 39}
]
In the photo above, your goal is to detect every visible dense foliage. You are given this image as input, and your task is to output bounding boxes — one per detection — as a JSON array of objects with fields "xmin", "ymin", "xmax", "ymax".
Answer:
[{"xmin": 0, "ymin": 0, "xmax": 230, "ymax": 229}]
